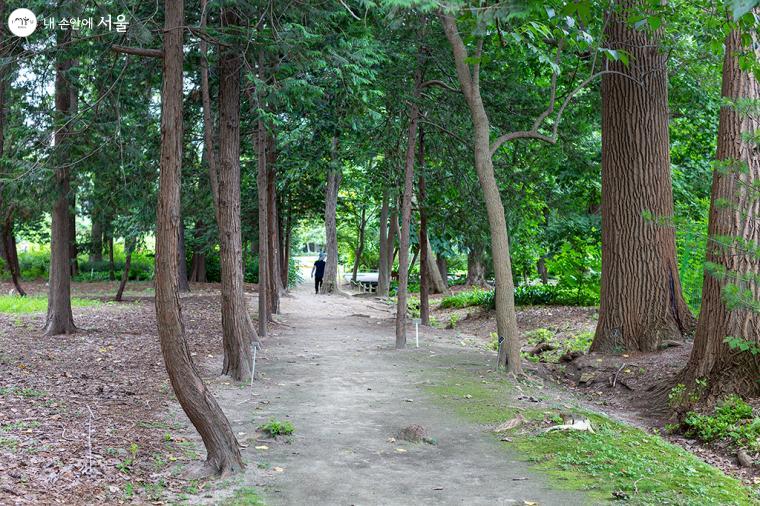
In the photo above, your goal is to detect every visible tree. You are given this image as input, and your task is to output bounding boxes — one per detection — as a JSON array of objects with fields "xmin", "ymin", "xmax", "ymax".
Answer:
[
  {"xmin": 44, "ymin": 25, "xmax": 76, "ymax": 336},
  {"xmin": 154, "ymin": 0, "xmax": 243, "ymax": 476},
  {"xmin": 678, "ymin": 10, "xmax": 760, "ymax": 402},
  {"xmin": 591, "ymin": 0, "xmax": 695, "ymax": 352},
  {"xmin": 215, "ymin": 5, "xmax": 255, "ymax": 381}
]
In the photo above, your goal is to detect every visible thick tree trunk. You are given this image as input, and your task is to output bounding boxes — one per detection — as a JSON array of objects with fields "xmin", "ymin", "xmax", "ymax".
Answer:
[
  {"xmin": 466, "ymin": 246, "xmax": 487, "ymax": 287},
  {"xmin": 155, "ymin": 0, "xmax": 243, "ymax": 476},
  {"xmin": 114, "ymin": 238, "xmax": 134, "ymax": 302},
  {"xmin": 190, "ymin": 251, "xmax": 207, "ymax": 282},
  {"xmin": 377, "ymin": 190, "xmax": 391, "ymax": 297},
  {"xmin": 177, "ymin": 224, "xmax": 190, "ymax": 292},
  {"xmin": 441, "ymin": 14, "xmax": 522, "ymax": 374},
  {"xmin": 431, "ymin": 251, "xmax": 448, "ymax": 292},
  {"xmin": 351, "ymin": 207, "xmax": 366, "ymax": 282},
  {"xmin": 266, "ymin": 137, "xmax": 283, "ymax": 312},
  {"xmin": 217, "ymin": 7, "xmax": 255, "ymax": 381},
  {"xmin": 418, "ymin": 129, "xmax": 430, "ymax": 325},
  {"xmin": 321, "ymin": 136, "xmax": 343, "ymax": 295},
  {"xmin": 44, "ymin": 27, "xmax": 76, "ymax": 336},
  {"xmin": 592, "ymin": 1, "xmax": 694, "ymax": 353},
  {"xmin": 679, "ymin": 21, "xmax": 760, "ymax": 402}
]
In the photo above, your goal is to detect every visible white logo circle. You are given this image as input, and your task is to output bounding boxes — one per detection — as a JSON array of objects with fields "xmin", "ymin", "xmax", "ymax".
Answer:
[{"xmin": 7, "ymin": 8, "xmax": 37, "ymax": 37}]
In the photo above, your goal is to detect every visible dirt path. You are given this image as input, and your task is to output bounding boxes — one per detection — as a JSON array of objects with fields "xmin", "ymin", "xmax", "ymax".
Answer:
[{"xmin": 199, "ymin": 286, "xmax": 590, "ymax": 505}]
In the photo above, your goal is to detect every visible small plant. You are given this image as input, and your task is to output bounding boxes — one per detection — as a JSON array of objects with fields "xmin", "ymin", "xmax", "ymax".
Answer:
[
  {"xmin": 682, "ymin": 395, "xmax": 759, "ymax": 450},
  {"xmin": 448, "ymin": 314, "xmax": 460, "ymax": 328},
  {"xmin": 525, "ymin": 328, "xmax": 555, "ymax": 344},
  {"xmin": 668, "ymin": 384, "xmax": 687, "ymax": 408},
  {"xmin": 487, "ymin": 332, "xmax": 499, "ymax": 351},
  {"xmin": 258, "ymin": 419, "xmax": 294, "ymax": 437}
]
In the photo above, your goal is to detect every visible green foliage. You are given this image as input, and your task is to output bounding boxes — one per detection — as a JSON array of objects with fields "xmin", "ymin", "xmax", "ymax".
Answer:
[
  {"xmin": 258, "ymin": 419, "xmax": 294, "ymax": 437},
  {"xmin": 683, "ymin": 395, "xmax": 760, "ymax": 450},
  {"xmin": 223, "ymin": 487, "xmax": 265, "ymax": 506},
  {"xmin": 514, "ymin": 284, "xmax": 599, "ymax": 306},
  {"xmin": 545, "ymin": 240, "xmax": 601, "ymax": 305},
  {"xmin": 439, "ymin": 288, "xmax": 493, "ymax": 309},
  {"xmin": 521, "ymin": 328, "xmax": 594, "ymax": 363},
  {"xmin": 0, "ymin": 295, "xmax": 100, "ymax": 314}
]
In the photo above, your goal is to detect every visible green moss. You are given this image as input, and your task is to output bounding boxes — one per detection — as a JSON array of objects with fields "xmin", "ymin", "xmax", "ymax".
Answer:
[
  {"xmin": 425, "ymin": 369, "xmax": 756, "ymax": 505},
  {"xmin": 223, "ymin": 486, "xmax": 265, "ymax": 506},
  {"xmin": 0, "ymin": 295, "xmax": 101, "ymax": 314}
]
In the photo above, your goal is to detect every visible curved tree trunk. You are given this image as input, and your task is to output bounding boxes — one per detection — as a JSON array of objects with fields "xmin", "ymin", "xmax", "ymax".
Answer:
[
  {"xmin": 155, "ymin": 0, "xmax": 243, "ymax": 476},
  {"xmin": 321, "ymin": 135, "xmax": 344, "ymax": 295},
  {"xmin": 591, "ymin": 1, "xmax": 694, "ymax": 353},
  {"xmin": 441, "ymin": 14, "xmax": 522, "ymax": 374},
  {"xmin": 114, "ymin": 238, "xmax": 134, "ymax": 302},
  {"xmin": 377, "ymin": 190, "xmax": 391, "ymax": 297},
  {"xmin": 678, "ymin": 19, "xmax": 760, "ymax": 403},
  {"xmin": 425, "ymin": 243, "xmax": 448, "ymax": 294},
  {"xmin": 44, "ymin": 27, "xmax": 76, "ymax": 336},
  {"xmin": 2, "ymin": 218, "xmax": 26, "ymax": 296}
]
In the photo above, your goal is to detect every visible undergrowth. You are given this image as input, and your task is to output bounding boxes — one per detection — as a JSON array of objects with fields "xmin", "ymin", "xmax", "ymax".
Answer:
[
  {"xmin": 681, "ymin": 395, "xmax": 760, "ymax": 451},
  {"xmin": 0, "ymin": 295, "xmax": 101, "ymax": 314}
]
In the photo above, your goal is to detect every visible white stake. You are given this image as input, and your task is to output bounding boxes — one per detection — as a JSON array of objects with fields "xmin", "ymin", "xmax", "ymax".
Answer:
[{"xmin": 413, "ymin": 318, "xmax": 421, "ymax": 348}]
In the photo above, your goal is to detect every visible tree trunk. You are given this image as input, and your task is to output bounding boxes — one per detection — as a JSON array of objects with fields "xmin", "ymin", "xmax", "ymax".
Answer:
[
  {"xmin": 114, "ymin": 238, "xmax": 134, "ymax": 302},
  {"xmin": 281, "ymin": 213, "xmax": 292, "ymax": 288},
  {"xmin": 2, "ymin": 218, "xmax": 25, "ymax": 296},
  {"xmin": 537, "ymin": 256, "xmax": 549, "ymax": 284},
  {"xmin": 678, "ymin": 19, "xmax": 760, "ymax": 402},
  {"xmin": 351, "ymin": 207, "xmax": 367, "ymax": 282},
  {"xmin": 155, "ymin": 0, "xmax": 244, "ymax": 476},
  {"xmin": 177, "ymin": 223, "xmax": 190, "ymax": 292},
  {"xmin": 466, "ymin": 247, "xmax": 487, "ymax": 287},
  {"xmin": 108, "ymin": 234, "xmax": 115, "ymax": 281},
  {"xmin": 418, "ymin": 129, "xmax": 430, "ymax": 325},
  {"xmin": 432, "ymin": 251, "xmax": 448, "ymax": 292},
  {"xmin": 388, "ymin": 207, "xmax": 399, "ymax": 283},
  {"xmin": 256, "ymin": 120, "xmax": 269, "ymax": 336},
  {"xmin": 592, "ymin": 1, "xmax": 695, "ymax": 353},
  {"xmin": 217, "ymin": 7, "xmax": 255, "ymax": 381},
  {"xmin": 90, "ymin": 215, "xmax": 103, "ymax": 262},
  {"xmin": 441, "ymin": 14, "xmax": 522, "ymax": 374},
  {"xmin": 44, "ymin": 27, "xmax": 76, "ymax": 336},
  {"xmin": 68, "ymin": 195, "xmax": 78, "ymax": 276},
  {"xmin": 377, "ymin": 190, "xmax": 391, "ymax": 297},
  {"xmin": 396, "ymin": 55, "xmax": 425, "ymax": 348},
  {"xmin": 321, "ymin": 136, "xmax": 343, "ymax": 294},
  {"xmin": 266, "ymin": 136, "xmax": 283, "ymax": 313},
  {"xmin": 190, "ymin": 251, "xmax": 207, "ymax": 282}
]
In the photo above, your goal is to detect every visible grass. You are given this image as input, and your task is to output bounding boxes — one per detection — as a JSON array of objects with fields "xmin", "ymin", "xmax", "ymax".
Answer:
[
  {"xmin": 0, "ymin": 295, "xmax": 101, "ymax": 314},
  {"xmin": 425, "ymin": 369, "xmax": 756, "ymax": 505},
  {"xmin": 439, "ymin": 288, "xmax": 493, "ymax": 309},
  {"xmin": 223, "ymin": 486, "xmax": 265, "ymax": 506}
]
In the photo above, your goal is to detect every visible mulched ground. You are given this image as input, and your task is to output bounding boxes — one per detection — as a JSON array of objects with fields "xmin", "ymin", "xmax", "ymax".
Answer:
[{"xmin": 0, "ymin": 281, "xmax": 237, "ymax": 504}]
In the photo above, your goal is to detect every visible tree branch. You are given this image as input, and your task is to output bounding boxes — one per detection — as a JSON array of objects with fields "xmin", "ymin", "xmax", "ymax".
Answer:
[
  {"xmin": 111, "ymin": 45, "xmax": 163, "ymax": 58},
  {"xmin": 420, "ymin": 79, "xmax": 461, "ymax": 93}
]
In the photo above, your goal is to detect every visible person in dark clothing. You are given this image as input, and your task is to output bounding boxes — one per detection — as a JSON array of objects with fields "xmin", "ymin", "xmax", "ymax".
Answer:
[{"xmin": 311, "ymin": 253, "xmax": 326, "ymax": 294}]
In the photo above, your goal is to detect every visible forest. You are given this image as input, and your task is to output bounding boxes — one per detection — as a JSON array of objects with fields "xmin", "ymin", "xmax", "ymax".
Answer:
[{"xmin": 1, "ymin": 0, "xmax": 760, "ymax": 504}]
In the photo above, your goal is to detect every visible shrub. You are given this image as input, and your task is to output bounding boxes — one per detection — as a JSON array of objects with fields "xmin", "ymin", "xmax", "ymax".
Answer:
[
  {"xmin": 439, "ymin": 288, "xmax": 494, "ymax": 309},
  {"xmin": 258, "ymin": 419, "xmax": 294, "ymax": 437}
]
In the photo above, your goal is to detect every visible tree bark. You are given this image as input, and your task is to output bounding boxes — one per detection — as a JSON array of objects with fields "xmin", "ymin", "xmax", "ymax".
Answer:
[
  {"xmin": 592, "ymin": 1, "xmax": 695, "ymax": 353},
  {"xmin": 90, "ymin": 214, "xmax": 103, "ymax": 262},
  {"xmin": 396, "ymin": 53, "xmax": 425, "ymax": 348},
  {"xmin": 377, "ymin": 189, "xmax": 391, "ymax": 297},
  {"xmin": 44, "ymin": 27, "xmax": 76, "ymax": 336},
  {"xmin": 217, "ymin": 6, "xmax": 255, "ymax": 381},
  {"xmin": 321, "ymin": 135, "xmax": 343, "ymax": 295},
  {"xmin": 418, "ymin": 129, "xmax": 430, "ymax": 325},
  {"xmin": 256, "ymin": 119, "xmax": 269, "ymax": 336},
  {"xmin": 68, "ymin": 195, "xmax": 78, "ymax": 276},
  {"xmin": 114, "ymin": 238, "xmax": 134, "ymax": 302},
  {"xmin": 466, "ymin": 246, "xmax": 487, "ymax": 287},
  {"xmin": 155, "ymin": 0, "xmax": 243, "ymax": 476},
  {"xmin": 441, "ymin": 14, "xmax": 522, "ymax": 374},
  {"xmin": 266, "ymin": 135, "xmax": 283, "ymax": 313},
  {"xmin": 431, "ymin": 250, "xmax": 448, "ymax": 293},
  {"xmin": 2, "ymin": 218, "xmax": 25, "ymax": 296},
  {"xmin": 177, "ymin": 223, "xmax": 190, "ymax": 292},
  {"xmin": 190, "ymin": 251, "xmax": 207, "ymax": 282},
  {"xmin": 679, "ymin": 18, "xmax": 760, "ymax": 402},
  {"xmin": 351, "ymin": 206, "xmax": 367, "ymax": 282},
  {"xmin": 108, "ymin": 234, "xmax": 115, "ymax": 281}
]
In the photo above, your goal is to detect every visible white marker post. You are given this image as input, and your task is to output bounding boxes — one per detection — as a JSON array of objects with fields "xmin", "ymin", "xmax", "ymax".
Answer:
[
  {"xmin": 250, "ymin": 343, "xmax": 259, "ymax": 391},
  {"xmin": 412, "ymin": 318, "xmax": 421, "ymax": 348}
]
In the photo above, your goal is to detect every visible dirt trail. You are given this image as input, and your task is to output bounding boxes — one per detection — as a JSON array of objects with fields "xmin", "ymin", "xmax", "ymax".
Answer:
[{"xmin": 199, "ymin": 286, "xmax": 590, "ymax": 505}]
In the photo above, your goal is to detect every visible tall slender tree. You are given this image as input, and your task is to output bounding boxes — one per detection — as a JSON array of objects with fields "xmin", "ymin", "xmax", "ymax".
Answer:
[{"xmin": 154, "ymin": 0, "xmax": 243, "ymax": 476}]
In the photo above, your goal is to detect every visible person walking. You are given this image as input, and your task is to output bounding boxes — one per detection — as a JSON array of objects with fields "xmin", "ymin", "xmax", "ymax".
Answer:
[{"xmin": 311, "ymin": 253, "xmax": 326, "ymax": 294}]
